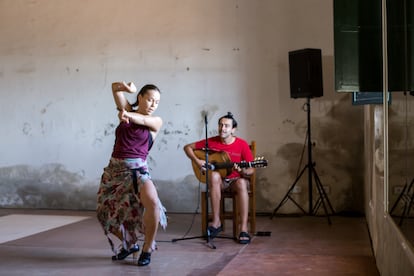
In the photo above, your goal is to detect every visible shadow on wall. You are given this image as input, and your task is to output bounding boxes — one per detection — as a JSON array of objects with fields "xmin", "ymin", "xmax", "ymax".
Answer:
[
  {"xmin": 0, "ymin": 164, "xmax": 97, "ymax": 210},
  {"xmin": 257, "ymin": 94, "xmax": 365, "ymax": 214}
]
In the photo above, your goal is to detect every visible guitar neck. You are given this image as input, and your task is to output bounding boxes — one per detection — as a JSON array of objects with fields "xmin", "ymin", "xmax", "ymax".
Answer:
[{"xmin": 213, "ymin": 161, "xmax": 252, "ymax": 170}]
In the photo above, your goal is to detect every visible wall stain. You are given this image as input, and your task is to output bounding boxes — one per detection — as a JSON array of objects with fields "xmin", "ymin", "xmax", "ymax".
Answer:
[
  {"xmin": 93, "ymin": 122, "xmax": 116, "ymax": 146},
  {"xmin": 0, "ymin": 164, "xmax": 97, "ymax": 210},
  {"xmin": 263, "ymin": 95, "xmax": 365, "ymax": 214},
  {"xmin": 22, "ymin": 122, "xmax": 32, "ymax": 136},
  {"xmin": 40, "ymin": 102, "xmax": 53, "ymax": 114},
  {"xmin": 282, "ymin": 119, "xmax": 295, "ymax": 125},
  {"xmin": 41, "ymin": 121, "xmax": 46, "ymax": 135},
  {"xmin": 162, "ymin": 121, "xmax": 190, "ymax": 136},
  {"xmin": 104, "ymin": 123, "xmax": 116, "ymax": 136}
]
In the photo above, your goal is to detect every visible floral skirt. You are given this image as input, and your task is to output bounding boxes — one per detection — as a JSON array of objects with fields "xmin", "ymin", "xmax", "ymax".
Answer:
[{"xmin": 96, "ymin": 157, "xmax": 166, "ymax": 253}]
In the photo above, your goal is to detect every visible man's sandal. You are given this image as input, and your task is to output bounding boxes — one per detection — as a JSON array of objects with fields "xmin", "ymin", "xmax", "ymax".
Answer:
[
  {"xmin": 238, "ymin": 231, "xmax": 251, "ymax": 244},
  {"xmin": 207, "ymin": 225, "xmax": 223, "ymax": 239}
]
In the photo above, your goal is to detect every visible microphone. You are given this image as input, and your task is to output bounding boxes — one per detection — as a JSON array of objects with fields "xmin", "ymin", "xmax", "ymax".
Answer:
[
  {"xmin": 203, "ymin": 163, "xmax": 215, "ymax": 170},
  {"xmin": 201, "ymin": 110, "xmax": 208, "ymax": 124}
]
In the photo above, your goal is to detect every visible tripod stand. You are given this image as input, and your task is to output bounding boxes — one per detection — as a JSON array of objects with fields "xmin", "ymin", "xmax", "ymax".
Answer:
[
  {"xmin": 390, "ymin": 177, "xmax": 414, "ymax": 226},
  {"xmin": 172, "ymin": 114, "xmax": 232, "ymax": 249},
  {"xmin": 270, "ymin": 97, "xmax": 335, "ymax": 224}
]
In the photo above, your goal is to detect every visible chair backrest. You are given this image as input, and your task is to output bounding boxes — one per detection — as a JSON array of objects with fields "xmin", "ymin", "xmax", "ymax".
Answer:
[{"xmin": 249, "ymin": 141, "xmax": 257, "ymax": 194}]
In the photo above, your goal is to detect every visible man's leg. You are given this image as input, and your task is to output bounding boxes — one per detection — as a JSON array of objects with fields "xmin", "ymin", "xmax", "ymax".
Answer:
[
  {"xmin": 209, "ymin": 171, "xmax": 223, "ymax": 229},
  {"xmin": 233, "ymin": 178, "xmax": 249, "ymax": 234}
]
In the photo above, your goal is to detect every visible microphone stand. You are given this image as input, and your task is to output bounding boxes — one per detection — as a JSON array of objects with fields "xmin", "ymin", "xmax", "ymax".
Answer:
[{"xmin": 172, "ymin": 114, "xmax": 216, "ymax": 249}]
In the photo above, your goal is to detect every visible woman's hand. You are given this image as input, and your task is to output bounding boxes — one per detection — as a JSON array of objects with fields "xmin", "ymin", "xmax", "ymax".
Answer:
[
  {"xmin": 113, "ymin": 81, "xmax": 137, "ymax": 93},
  {"xmin": 118, "ymin": 109, "xmax": 130, "ymax": 123},
  {"xmin": 125, "ymin": 82, "xmax": 137, "ymax": 93}
]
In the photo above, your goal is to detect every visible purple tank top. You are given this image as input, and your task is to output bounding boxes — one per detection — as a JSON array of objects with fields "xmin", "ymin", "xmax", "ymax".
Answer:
[{"xmin": 111, "ymin": 122, "xmax": 151, "ymax": 159}]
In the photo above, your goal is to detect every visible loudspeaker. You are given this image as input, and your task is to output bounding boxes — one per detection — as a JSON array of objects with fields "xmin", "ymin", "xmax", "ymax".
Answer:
[{"xmin": 289, "ymin": 48, "xmax": 323, "ymax": 98}]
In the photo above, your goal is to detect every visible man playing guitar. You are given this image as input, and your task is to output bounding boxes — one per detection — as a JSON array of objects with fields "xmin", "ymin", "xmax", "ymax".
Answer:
[{"xmin": 183, "ymin": 112, "xmax": 254, "ymax": 244}]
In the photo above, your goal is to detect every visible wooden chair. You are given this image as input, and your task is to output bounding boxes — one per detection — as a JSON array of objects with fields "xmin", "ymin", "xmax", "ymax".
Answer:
[{"xmin": 201, "ymin": 141, "xmax": 257, "ymax": 239}]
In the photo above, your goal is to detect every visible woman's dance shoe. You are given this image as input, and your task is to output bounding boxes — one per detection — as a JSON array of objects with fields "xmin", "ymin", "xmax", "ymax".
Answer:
[
  {"xmin": 137, "ymin": 251, "xmax": 152, "ymax": 266},
  {"xmin": 111, "ymin": 244, "xmax": 140, "ymax": 260}
]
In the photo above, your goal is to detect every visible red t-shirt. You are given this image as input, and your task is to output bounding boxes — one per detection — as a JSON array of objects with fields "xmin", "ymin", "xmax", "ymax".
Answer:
[{"xmin": 194, "ymin": 136, "xmax": 254, "ymax": 179}]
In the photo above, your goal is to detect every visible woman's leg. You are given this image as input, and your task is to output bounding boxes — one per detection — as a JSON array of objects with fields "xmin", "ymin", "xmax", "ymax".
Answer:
[{"xmin": 139, "ymin": 179, "xmax": 160, "ymax": 253}]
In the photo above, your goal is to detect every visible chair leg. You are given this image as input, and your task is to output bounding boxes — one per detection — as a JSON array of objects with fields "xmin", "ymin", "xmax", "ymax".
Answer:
[
  {"xmin": 233, "ymin": 195, "xmax": 239, "ymax": 239},
  {"xmin": 250, "ymin": 199, "xmax": 256, "ymax": 235},
  {"xmin": 220, "ymin": 196, "xmax": 226, "ymax": 232}
]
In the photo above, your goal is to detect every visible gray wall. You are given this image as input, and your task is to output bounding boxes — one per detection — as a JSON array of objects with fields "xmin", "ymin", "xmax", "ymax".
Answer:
[{"xmin": 0, "ymin": 0, "xmax": 364, "ymax": 215}]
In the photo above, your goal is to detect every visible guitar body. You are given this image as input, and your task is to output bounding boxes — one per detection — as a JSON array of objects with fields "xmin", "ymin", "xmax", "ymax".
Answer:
[
  {"xmin": 192, "ymin": 150, "xmax": 232, "ymax": 183},
  {"xmin": 191, "ymin": 149, "xmax": 268, "ymax": 183}
]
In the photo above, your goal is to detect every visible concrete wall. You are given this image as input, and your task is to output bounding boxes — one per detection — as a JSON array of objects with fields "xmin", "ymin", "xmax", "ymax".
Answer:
[{"xmin": 1, "ymin": 0, "xmax": 365, "ymax": 214}]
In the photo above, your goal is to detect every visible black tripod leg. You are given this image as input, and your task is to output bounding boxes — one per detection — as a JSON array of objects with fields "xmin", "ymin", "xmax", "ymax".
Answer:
[
  {"xmin": 311, "ymin": 166, "xmax": 334, "ymax": 225},
  {"xmin": 390, "ymin": 179, "xmax": 411, "ymax": 215},
  {"xmin": 270, "ymin": 164, "xmax": 309, "ymax": 219},
  {"xmin": 405, "ymin": 191, "xmax": 414, "ymax": 223},
  {"xmin": 313, "ymin": 167, "xmax": 335, "ymax": 214},
  {"xmin": 398, "ymin": 178, "xmax": 414, "ymax": 226},
  {"xmin": 314, "ymin": 175, "xmax": 331, "ymax": 225}
]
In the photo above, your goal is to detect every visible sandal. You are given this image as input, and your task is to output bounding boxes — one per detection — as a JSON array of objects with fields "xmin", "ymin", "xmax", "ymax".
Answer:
[
  {"xmin": 207, "ymin": 225, "xmax": 223, "ymax": 239},
  {"xmin": 238, "ymin": 231, "xmax": 251, "ymax": 244}
]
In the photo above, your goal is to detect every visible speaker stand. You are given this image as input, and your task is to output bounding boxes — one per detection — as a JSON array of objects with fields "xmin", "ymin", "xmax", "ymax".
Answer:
[{"xmin": 270, "ymin": 97, "xmax": 335, "ymax": 224}]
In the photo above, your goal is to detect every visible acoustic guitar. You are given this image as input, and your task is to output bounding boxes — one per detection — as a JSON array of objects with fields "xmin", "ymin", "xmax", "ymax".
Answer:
[{"xmin": 192, "ymin": 149, "xmax": 268, "ymax": 183}]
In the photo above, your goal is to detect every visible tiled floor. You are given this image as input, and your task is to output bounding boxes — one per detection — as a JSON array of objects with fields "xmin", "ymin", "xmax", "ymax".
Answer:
[{"xmin": 0, "ymin": 209, "xmax": 379, "ymax": 275}]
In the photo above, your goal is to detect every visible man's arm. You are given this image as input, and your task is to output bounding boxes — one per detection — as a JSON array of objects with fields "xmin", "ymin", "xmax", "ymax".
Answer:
[
  {"xmin": 236, "ymin": 141, "xmax": 255, "ymax": 177},
  {"xmin": 184, "ymin": 142, "xmax": 206, "ymax": 170}
]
